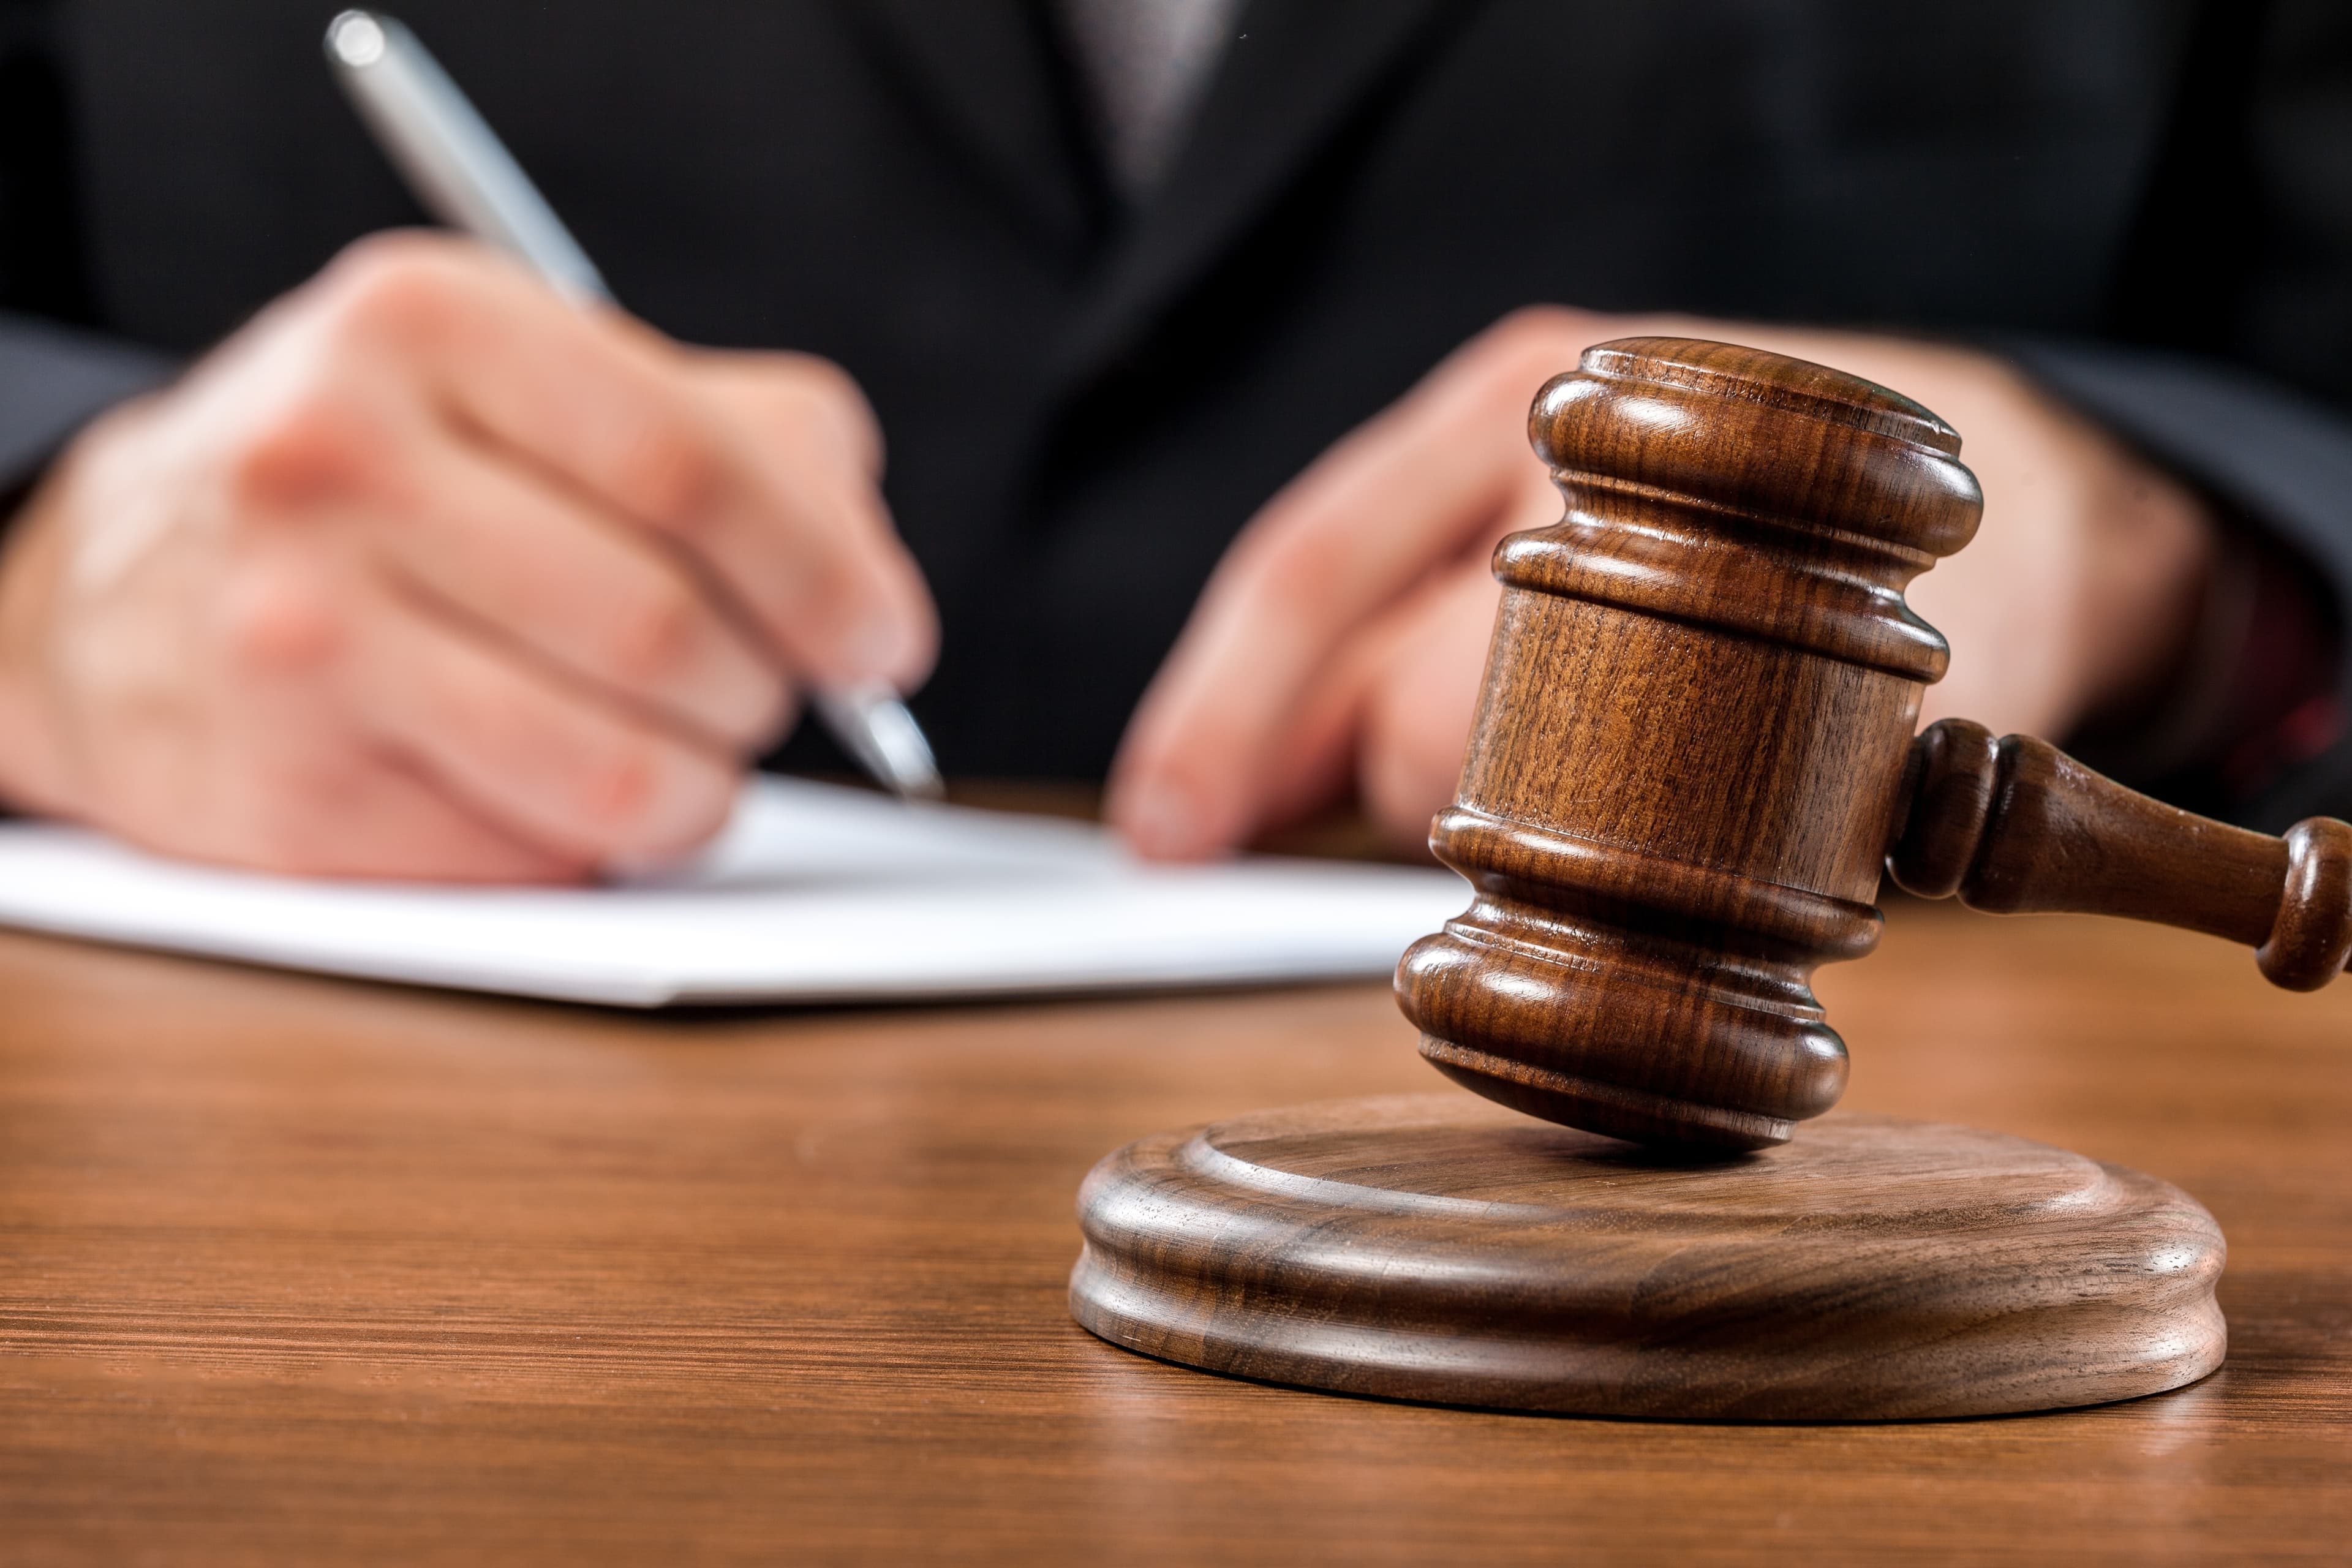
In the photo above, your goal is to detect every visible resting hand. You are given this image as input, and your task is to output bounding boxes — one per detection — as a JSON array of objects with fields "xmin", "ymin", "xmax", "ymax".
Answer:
[
  {"xmin": 1108, "ymin": 307, "xmax": 2215, "ymax": 859},
  {"xmin": 0, "ymin": 233, "xmax": 933, "ymax": 880}
]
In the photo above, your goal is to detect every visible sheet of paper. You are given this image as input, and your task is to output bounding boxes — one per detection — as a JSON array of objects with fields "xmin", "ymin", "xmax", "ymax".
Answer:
[{"xmin": 0, "ymin": 775, "xmax": 1471, "ymax": 1006}]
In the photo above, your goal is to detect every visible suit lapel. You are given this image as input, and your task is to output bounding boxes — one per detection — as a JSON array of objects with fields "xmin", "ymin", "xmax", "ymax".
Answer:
[
  {"xmin": 848, "ymin": 0, "xmax": 1102, "ymax": 251},
  {"xmin": 1050, "ymin": 0, "xmax": 1466, "ymax": 389}
]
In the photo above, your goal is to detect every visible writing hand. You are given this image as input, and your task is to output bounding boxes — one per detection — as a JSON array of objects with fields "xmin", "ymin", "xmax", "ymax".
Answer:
[{"xmin": 0, "ymin": 233, "xmax": 935, "ymax": 879}]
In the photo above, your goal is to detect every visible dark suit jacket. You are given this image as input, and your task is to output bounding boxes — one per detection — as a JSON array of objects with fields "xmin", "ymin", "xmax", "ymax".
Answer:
[{"xmin": 3, "ymin": 1, "xmax": 2350, "ymax": 826}]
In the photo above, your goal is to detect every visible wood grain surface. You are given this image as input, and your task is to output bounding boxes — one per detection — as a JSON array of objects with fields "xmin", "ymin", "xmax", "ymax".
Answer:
[
  {"xmin": 1071, "ymin": 1099, "xmax": 2225, "ymax": 1419},
  {"xmin": 1890, "ymin": 718, "xmax": 2352, "ymax": 990},
  {"xmin": 1400, "ymin": 338, "xmax": 2352, "ymax": 1152},
  {"xmin": 1401, "ymin": 337, "xmax": 1980, "ymax": 1149},
  {"xmin": 1, "ymin": 900, "xmax": 2348, "ymax": 1564}
]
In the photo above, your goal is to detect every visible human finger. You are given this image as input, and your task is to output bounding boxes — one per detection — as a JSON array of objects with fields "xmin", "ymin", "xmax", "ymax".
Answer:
[
  {"xmin": 205, "ymin": 750, "xmax": 595, "ymax": 883},
  {"xmin": 364, "ymin": 426, "xmax": 792, "ymax": 750},
  {"xmin": 688, "ymin": 349, "xmax": 940, "ymax": 688},
  {"xmin": 310, "ymin": 235, "xmax": 931, "ymax": 690},
  {"xmin": 348, "ymin": 575, "xmax": 741, "ymax": 865},
  {"xmin": 1107, "ymin": 309, "xmax": 1599, "ymax": 858},
  {"xmin": 1244, "ymin": 557, "xmax": 1503, "ymax": 851}
]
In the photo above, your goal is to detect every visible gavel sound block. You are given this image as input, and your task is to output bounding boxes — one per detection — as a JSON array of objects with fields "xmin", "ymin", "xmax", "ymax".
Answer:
[{"xmin": 1070, "ymin": 339, "xmax": 2348, "ymax": 1419}]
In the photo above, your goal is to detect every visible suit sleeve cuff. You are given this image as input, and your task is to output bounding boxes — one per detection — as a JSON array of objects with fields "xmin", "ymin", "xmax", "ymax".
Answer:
[{"xmin": 0, "ymin": 311, "xmax": 178, "ymax": 501}]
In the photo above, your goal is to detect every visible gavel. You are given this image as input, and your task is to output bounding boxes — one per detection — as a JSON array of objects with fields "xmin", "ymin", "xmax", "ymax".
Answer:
[{"xmin": 1396, "ymin": 336, "xmax": 2352, "ymax": 1151}]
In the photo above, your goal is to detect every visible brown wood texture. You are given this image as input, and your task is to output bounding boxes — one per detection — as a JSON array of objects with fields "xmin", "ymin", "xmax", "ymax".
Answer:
[
  {"xmin": 1397, "ymin": 337, "xmax": 1985, "ymax": 1150},
  {"xmin": 2, "ymin": 905, "xmax": 2349, "ymax": 1564},
  {"xmin": 1890, "ymin": 719, "xmax": 2352, "ymax": 990},
  {"xmin": 1397, "ymin": 339, "xmax": 2352, "ymax": 1149},
  {"xmin": 1070, "ymin": 1098, "xmax": 2225, "ymax": 1419}
]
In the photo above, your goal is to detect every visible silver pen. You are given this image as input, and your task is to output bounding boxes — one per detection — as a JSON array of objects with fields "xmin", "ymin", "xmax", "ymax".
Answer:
[{"xmin": 324, "ymin": 9, "xmax": 944, "ymax": 802}]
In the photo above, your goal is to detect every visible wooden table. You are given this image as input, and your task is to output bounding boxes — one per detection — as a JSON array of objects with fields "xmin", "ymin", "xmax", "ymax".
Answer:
[{"xmin": 1, "ymin": 900, "xmax": 2346, "ymax": 1564}]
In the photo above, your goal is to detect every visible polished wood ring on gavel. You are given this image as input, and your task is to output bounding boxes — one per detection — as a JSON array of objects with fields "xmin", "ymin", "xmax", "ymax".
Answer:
[{"xmin": 1397, "ymin": 337, "xmax": 2352, "ymax": 1150}]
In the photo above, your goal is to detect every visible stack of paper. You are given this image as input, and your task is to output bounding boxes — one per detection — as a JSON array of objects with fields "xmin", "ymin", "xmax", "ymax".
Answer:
[{"xmin": 0, "ymin": 775, "xmax": 1469, "ymax": 1006}]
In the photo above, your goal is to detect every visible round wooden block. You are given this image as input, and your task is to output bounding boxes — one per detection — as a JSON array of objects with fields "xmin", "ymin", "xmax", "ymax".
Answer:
[{"xmin": 1069, "ymin": 1095, "xmax": 2225, "ymax": 1420}]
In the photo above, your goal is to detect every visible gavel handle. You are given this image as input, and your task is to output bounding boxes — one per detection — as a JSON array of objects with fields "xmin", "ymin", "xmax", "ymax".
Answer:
[{"xmin": 1885, "ymin": 718, "xmax": 2352, "ymax": 990}]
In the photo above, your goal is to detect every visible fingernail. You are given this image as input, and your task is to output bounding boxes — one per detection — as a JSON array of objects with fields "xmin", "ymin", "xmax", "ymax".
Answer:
[{"xmin": 1120, "ymin": 782, "xmax": 1209, "ymax": 861}]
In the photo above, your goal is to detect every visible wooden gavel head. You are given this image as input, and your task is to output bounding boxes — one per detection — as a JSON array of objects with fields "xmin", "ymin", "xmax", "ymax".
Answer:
[{"xmin": 1397, "ymin": 337, "xmax": 2352, "ymax": 1151}]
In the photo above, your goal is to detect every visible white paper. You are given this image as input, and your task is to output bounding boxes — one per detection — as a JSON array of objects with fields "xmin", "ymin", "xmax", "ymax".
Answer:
[{"xmin": 0, "ymin": 775, "xmax": 1470, "ymax": 1006}]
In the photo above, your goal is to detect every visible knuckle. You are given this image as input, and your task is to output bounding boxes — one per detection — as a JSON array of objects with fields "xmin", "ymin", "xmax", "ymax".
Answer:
[
  {"xmin": 602, "ymin": 580, "xmax": 706, "ymax": 689},
  {"xmin": 715, "ymin": 352, "xmax": 884, "ymax": 477},
  {"xmin": 224, "ymin": 391, "xmax": 380, "ymax": 513},
  {"xmin": 611, "ymin": 421, "xmax": 723, "ymax": 534},
  {"xmin": 570, "ymin": 739, "xmax": 729, "ymax": 851},
  {"xmin": 217, "ymin": 556, "xmax": 349, "ymax": 679},
  {"xmin": 315, "ymin": 233, "xmax": 469, "ymax": 348},
  {"xmin": 568, "ymin": 738, "xmax": 663, "ymax": 840},
  {"xmin": 1242, "ymin": 530, "xmax": 1332, "ymax": 620}
]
